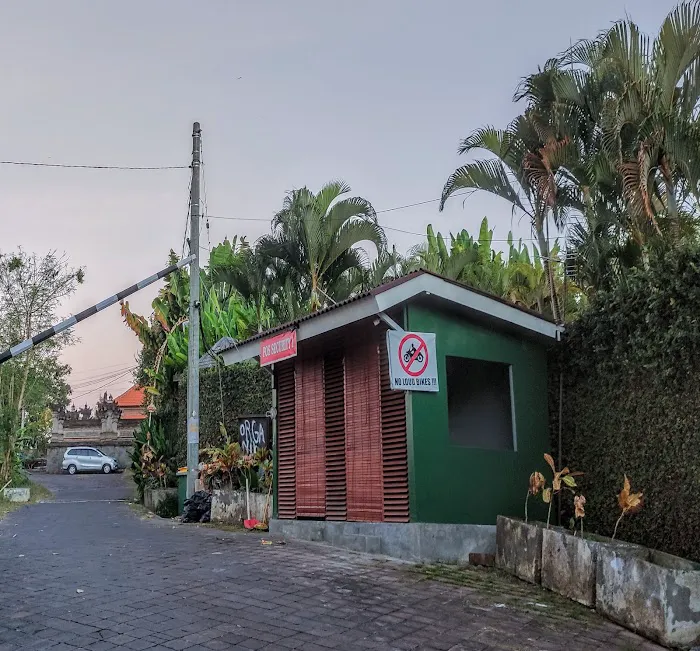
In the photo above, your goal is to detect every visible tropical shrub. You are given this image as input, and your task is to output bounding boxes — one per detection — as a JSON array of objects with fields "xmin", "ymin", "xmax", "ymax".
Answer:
[
  {"xmin": 200, "ymin": 442, "xmax": 271, "ymax": 493},
  {"xmin": 130, "ymin": 418, "xmax": 179, "ymax": 501}
]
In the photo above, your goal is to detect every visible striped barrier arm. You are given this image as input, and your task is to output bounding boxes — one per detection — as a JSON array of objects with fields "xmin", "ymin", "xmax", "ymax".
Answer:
[{"xmin": 0, "ymin": 254, "xmax": 195, "ymax": 365}]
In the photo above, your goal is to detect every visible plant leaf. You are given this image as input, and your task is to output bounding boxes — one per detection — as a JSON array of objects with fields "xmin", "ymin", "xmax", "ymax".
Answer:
[{"xmin": 544, "ymin": 453, "xmax": 556, "ymax": 473}]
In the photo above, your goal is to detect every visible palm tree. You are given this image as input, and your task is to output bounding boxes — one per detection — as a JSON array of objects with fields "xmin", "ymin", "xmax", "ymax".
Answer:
[
  {"xmin": 209, "ymin": 239, "xmax": 271, "ymax": 333},
  {"xmin": 556, "ymin": 2, "xmax": 700, "ymax": 241},
  {"xmin": 259, "ymin": 181, "xmax": 386, "ymax": 312},
  {"xmin": 439, "ymin": 115, "xmax": 572, "ymax": 322},
  {"xmin": 514, "ymin": 63, "xmax": 641, "ymax": 291}
]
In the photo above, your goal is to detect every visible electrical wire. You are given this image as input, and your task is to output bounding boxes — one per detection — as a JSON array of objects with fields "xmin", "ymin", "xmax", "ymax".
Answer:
[
  {"xmin": 201, "ymin": 141, "xmax": 211, "ymax": 258},
  {"xmin": 202, "ymin": 189, "xmax": 547, "ymax": 242},
  {"xmin": 69, "ymin": 369, "xmax": 136, "ymax": 401},
  {"xmin": 181, "ymin": 173, "xmax": 193, "ymax": 260},
  {"xmin": 205, "ymin": 212, "xmax": 540, "ymax": 243},
  {"xmin": 0, "ymin": 160, "xmax": 188, "ymax": 170},
  {"xmin": 69, "ymin": 362, "xmax": 136, "ymax": 377},
  {"xmin": 69, "ymin": 366, "xmax": 138, "ymax": 389}
]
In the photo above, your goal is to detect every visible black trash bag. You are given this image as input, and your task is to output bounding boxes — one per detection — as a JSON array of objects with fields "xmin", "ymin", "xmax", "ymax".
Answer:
[{"xmin": 181, "ymin": 490, "xmax": 211, "ymax": 523}]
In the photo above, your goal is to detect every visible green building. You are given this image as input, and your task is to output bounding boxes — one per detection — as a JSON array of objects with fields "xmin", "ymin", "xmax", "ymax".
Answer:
[{"xmin": 205, "ymin": 270, "xmax": 561, "ymax": 561}]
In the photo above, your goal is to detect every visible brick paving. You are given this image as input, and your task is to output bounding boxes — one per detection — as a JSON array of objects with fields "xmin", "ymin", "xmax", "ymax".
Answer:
[{"xmin": 0, "ymin": 473, "xmax": 663, "ymax": 650}]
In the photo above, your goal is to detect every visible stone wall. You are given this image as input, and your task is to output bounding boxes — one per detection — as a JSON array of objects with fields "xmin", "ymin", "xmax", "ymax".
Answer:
[{"xmin": 47, "ymin": 396, "xmax": 137, "ymax": 473}]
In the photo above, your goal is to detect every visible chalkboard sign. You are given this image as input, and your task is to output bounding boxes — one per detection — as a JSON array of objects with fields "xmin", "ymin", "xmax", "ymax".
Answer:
[{"xmin": 237, "ymin": 416, "xmax": 270, "ymax": 455}]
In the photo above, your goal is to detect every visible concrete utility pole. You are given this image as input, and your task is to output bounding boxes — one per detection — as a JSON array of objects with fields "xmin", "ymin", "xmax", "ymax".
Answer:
[{"xmin": 186, "ymin": 122, "xmax": 202, "ymax": 498}]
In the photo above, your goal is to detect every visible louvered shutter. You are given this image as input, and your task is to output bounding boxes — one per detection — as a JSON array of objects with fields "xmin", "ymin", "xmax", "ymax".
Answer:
[
  {"xmin": 345, "ymin": 336, "xmax": 383, "ymax": 522},
  {"xmin": 324, "ymin": 351, "xmax": 346, "ymax": 520},
  {"xmin": 380, "ymin": 334, "xmax": 410, "ymax": 522},
  {"xmin": 295, "ymin": 356, "xmax": 326, "ymax": 517},
  {"xmin": 276, "ymin": 360, "xmax": 296, "ymax": 519}
]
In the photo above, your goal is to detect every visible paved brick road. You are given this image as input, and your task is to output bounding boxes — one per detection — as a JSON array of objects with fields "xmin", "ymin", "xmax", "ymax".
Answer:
[{"xmin": 0, "ymin": 473, "xmax": 662, "ymax": 651}]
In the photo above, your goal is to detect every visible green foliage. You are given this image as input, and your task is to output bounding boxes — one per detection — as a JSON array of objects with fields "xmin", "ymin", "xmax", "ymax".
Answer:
[
  {"xmin": 200, "ymin": 441, "xmax": 271, "ymax": 493},
  {"xmin": 130, "ymin": 417, "xmax": 180, "ymax": 502},
  {"xmin": 408, "ymin": 218, "xmax": 585, "ymax": 320},
  {"xmin": 154, "ymin": 493, "xmax": 179, "ymax": 519},
  {"xmin": 0, "ymin": 250, "xmax": 81, "ymax": 485},
  {"xmin": 553, "ymin": 243, "xmax": 700, "ymax": 560},
  {"xmin": 442, "ymin": 3, "xmax": 700, "ymax": 299},
  {"xmin": 175, "ymin": 363, "xmax": 271, "ymax": 465},
  {"xmin": 258, "ymin": 180, "xmax": 386, "ymax": 314}
]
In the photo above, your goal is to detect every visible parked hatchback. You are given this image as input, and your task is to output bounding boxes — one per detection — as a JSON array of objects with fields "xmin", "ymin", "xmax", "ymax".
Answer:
[{"xmin": 62, "ymin": 448, "xmax": 119, "ymax": 474}]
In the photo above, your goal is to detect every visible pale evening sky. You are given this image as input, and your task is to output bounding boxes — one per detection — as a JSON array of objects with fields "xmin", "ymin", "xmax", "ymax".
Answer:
[{"xmin": 0, "ymin": 1, "xmax": 671, "ymax": 406}]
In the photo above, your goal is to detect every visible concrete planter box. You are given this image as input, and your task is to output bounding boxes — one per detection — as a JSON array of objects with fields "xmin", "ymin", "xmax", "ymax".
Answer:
[
  {"xmin": 541, "ymin": 528, "xmax": 640, "ymax": 607},
  {"xmin": 597, "ymin": 546, "xmax": 700, "ymax": 648},
  {"xmin": 2, "ymin": 487, "xmax": 30, "ymax": 503},
  {"xmin": 496, "ymin": 515, "xmax": 543, "ymax": 584},
  {"xmin": 143, "ymin": 488, "xmax": 177, "ymax": 513},
  {"xmin": 210, "ymin": 489, "xmax": 269, "ymax": 525},
  {"xmin": 542, "ymin": 527, "xmax": 599, "ymax": 606}
]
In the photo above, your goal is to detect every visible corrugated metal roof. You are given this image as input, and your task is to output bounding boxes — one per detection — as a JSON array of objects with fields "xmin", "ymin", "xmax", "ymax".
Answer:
[{"xmin": 206, "ymin": 269, "xmax": 558, "ymax": 358}]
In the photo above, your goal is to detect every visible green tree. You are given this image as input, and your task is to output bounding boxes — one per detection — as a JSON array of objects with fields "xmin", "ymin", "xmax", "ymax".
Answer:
[
  {"xmin": 512, "ymin": 3, "xmax": 700, "ymax": 290},
  {"xmin": 121, "ymin": 248, "xmax": 261, "ymax": 408},
  {"xmin": 0, "ymin": 250, "xmax": 83, "ymax": 484},
  {"xmin": 564, "ymin": 2, "xmax": 700, "ymax": 240},
  {"xmin": 258, "ymin": 181, "xmax": 386, "ymax": 311},
  {"xmin": 439, "ymin": 116, "xmax": 571, "ymax": 322},
  {"xmin": 406, "ymin": 218, "xmax": 584, "ymax": 320}
]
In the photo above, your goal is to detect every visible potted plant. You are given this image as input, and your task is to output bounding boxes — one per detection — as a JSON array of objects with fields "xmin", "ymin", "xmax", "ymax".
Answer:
[
  {"xmin": 540, "ymin": 470, "xmax": 647, "ymax": 608},
  {"xmin": 134, "ymin": 419, "xmax": 178, "ymax": 513},
  {"xmin": 590, "ymin": 476, "xmax": 700, "ymax": 646},
  {"xmin": 540, "ymin": 491, "xmax": 610, "ymax": 607},
  {"xmin": 497, "ymin": 454, "xmax": 557, "ymax": 583},
  {"xmin": 207, "ymin": 442, "xmax": 272, "ymax": 525}
]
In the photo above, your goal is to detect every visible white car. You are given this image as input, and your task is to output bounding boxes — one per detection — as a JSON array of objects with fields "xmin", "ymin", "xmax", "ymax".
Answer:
[{"xmin": 62, "ymin": 447, "xmax": 120, "ymax": 474}]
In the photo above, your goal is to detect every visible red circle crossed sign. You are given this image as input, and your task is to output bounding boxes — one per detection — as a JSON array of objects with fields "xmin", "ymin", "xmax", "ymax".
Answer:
[{"xmin": 398, "ymin": 333, "xmax": 429, "ymax": 377}]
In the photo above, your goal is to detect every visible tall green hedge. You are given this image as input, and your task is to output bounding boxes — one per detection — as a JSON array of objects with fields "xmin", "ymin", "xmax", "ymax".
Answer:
[
  {"xmin": 175, "ymin": 362, "xmax": 271, "ymax": 462},
  {"xmin": 553, "ymin": 246, "xmax": 700, "ymax": 561}
]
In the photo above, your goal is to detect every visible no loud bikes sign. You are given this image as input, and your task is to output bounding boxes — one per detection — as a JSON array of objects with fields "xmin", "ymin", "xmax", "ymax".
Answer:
[{"xmin": 386, "ymin": 331, "xmax": 439, "ymax": 392}]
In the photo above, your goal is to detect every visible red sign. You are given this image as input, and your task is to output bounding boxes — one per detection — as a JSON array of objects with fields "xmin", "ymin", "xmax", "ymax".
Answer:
[{"xmin": 259, "ymin": 330, "xmax": 297, "ymax": 366}]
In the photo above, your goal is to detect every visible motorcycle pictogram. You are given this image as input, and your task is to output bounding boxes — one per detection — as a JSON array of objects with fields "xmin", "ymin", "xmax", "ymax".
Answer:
[{"xmin": 403, "ymin": 343, "xmax": 424, "ymax": 364}]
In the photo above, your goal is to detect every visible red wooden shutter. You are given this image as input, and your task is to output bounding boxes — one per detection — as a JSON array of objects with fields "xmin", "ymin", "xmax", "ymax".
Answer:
[
  {"xmin": 345, "ymin": 336, "xmax": 383, "ymax": 522},
  {"xmin": 324, "ymin": 351, "xmax": 346, "ymax": 520},
  {"xmin": 295, "ymin": 356, "xmax": 326, "ymax": 517},
  {"xmin": 380, "ymin": 336, "xmax": 410, "ymax": 522},
  {"xmin": 276, "ymin": 361, "xmax": 296, "ymax": 519}
]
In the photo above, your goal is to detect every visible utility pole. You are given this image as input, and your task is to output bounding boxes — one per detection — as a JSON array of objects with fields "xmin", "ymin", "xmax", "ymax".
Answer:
[{"xmin": 186, "ymin": 122, "xmax": 201, "ymax": 498}]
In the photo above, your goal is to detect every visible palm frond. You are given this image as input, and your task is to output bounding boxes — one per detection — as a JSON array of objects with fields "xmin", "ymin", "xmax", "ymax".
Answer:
[{"xmin": 439, "ymin": 159, "xmax": 530, "ymax": 216}]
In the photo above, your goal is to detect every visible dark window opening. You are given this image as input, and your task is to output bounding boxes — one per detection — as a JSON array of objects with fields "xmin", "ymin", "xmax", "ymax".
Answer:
[{"xmin": 446, "ymin": 356, "xmax": 515, "ymax": 451}]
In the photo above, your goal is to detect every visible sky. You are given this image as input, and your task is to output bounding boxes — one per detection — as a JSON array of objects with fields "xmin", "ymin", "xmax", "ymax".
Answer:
[{"xmin": 0, "ymin": 0, "xmax": 673, "ymax": 406}]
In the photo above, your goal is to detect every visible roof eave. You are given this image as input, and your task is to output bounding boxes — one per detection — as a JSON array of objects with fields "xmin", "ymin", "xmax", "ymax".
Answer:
[{"xmin": 200, "ymin": 274, "xmax": 563, "ymax": 369}]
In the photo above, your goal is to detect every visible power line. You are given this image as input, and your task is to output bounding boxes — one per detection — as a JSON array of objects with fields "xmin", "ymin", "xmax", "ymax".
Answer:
[
  {"xmin": 69, "ymin": 369, "xmax": 135, "ymax": 402},
  {"xmin": 206, "ymin": 212, "xmax": 540, "ymax": 243},
  {"xmin": 71, "ymin": 369, "xmax": 137, "ymax": 388},
  {"xmin": 204, "ymin": 190, "xmax": 547, "ymax": 243},
  {"xmin": 204, "ymin": 191, "xmax": 473, "ymax": 226},
  {"xmin": 70, "ymin": 366, "xmax": 138, "ymax": 389},
  {"xmin": 0, "ymin": 160, "xmax": 188, "ymax": 170},
  {"xmin": 69, "ymin": 362, "xmax": 136, "ymax": 376},
  {"xmin": 375, "ymin": 191, "xmax": 471, "ymax": 214}
]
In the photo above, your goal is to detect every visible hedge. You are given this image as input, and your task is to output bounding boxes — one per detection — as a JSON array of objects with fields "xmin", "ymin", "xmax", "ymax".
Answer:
[
  {"xmin": 552, "ymin": 245, "xmax": 700, "ymax": 561},
  {"xmin": 174, "ymin": 362, "xmax": 271, "ymax": 463}
]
